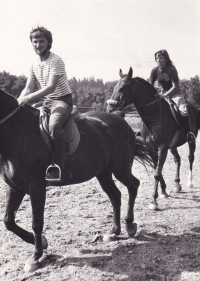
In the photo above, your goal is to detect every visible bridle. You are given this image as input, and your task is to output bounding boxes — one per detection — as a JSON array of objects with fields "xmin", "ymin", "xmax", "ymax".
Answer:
[
  {"xmin": 111, "ymin": 77, "xmax": 162, "ymax": 113},
  {"xmin": 0, "ymin": 105, "xmax": 22, "ymax": 125}
]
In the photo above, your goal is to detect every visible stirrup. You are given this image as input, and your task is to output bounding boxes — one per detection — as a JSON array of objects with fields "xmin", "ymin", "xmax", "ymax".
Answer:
[
  {"xmin": 187, "ymin": 132, "xmax": 196, "ymax": 143},
  {"xmin": 45, "ymin": 164, "xmax": 62, "ymax": 181}
]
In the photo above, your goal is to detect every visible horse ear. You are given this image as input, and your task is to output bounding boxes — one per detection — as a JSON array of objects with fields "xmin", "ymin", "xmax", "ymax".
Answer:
[
  {"xmin": 128, "ymin": 67, "xmax": 133, "ymax": 78},
  {"xmin": 119, "ymin": 69, "xmax": 124, "ymax": 78}
]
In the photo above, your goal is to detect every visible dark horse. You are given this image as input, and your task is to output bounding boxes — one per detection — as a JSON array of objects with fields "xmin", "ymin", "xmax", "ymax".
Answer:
[
  {"xmin": 0, "ymin": 88, "xmax": 152, "ymax": 271},
  {"xmin": 107, "ymin": 67, "xmax": 200, "ymax": 210}
]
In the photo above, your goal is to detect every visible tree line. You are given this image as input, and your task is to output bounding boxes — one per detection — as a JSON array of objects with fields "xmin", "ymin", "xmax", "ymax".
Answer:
[{"xmin": 0, "ymin": 71, "xmax": 200, "ymax": 110}]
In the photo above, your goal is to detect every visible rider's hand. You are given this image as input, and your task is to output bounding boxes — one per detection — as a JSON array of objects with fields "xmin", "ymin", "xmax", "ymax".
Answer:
[
  {"xmin": 158, "ymin": 93, "xmax": 166, "ymax": 99},
  {"xmin": 17, "ymin": 95, "xmax": 31, "ymax": 106}
]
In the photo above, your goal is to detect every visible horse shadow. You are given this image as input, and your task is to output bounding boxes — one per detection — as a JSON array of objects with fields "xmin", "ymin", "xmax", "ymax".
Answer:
[{"xmin": 39, "ymin": 229, "xmax": 200, "ymax": 280}]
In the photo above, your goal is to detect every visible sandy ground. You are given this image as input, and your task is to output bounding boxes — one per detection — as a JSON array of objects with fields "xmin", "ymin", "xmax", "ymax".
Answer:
[{"xmin": 0, "ymin": 115, "xmax": 200, "ymax": 281}]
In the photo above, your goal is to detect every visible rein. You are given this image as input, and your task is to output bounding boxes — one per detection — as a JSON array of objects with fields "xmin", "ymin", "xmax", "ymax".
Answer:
[
  {"xmin": 136, "ymin": 99, "xmax": 157, "ymax": 108},
  {"xmin": 0, "ymin": 105, "xmax": 22, "ymax": 125},
  {"xmin": 136, "ymin": 94, "xmax": 162, "ymax": 114},
  {"xmin": 120, "ymin": 79, "xmax": 162, "ymax": 113}
]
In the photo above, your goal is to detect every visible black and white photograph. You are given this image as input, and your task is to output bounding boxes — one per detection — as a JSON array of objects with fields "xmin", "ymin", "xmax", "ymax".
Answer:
[{"xmin": 0, "ymin": 0, "xmax": 200, "ymax": 280}]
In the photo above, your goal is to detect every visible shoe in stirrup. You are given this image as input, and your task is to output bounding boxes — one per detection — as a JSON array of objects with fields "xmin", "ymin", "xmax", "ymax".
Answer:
[
  {"xmin": 187, "ymin": 132, "xmax": 196, "ymax": 143},
  {"xmin": 45, "ymin": 164, "xmax": 63, "ymax": 181}
]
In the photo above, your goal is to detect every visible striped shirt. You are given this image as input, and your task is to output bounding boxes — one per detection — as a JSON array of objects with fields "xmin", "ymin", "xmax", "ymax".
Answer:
[{"xmin": 29, "ymin": 52, "xmax": 72, "ymax": 100}]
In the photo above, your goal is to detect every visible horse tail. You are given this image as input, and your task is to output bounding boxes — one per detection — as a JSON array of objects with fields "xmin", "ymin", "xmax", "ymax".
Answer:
[
  {"xmin": 197, "ymin": 109, "xmax": 200, "ymax": 130},
  {"xmin": 188, "ymin": 102, "xmax": 200, "ymax": 130},
  {"xmin": 134, "ymin": 135, "xmax": 154, "ymax": 168}
]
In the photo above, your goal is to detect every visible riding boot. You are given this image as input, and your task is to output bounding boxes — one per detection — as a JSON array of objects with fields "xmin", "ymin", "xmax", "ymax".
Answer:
[{"xmin": 46, "ymin": 135, "xmax": 66, "ymax": 182}]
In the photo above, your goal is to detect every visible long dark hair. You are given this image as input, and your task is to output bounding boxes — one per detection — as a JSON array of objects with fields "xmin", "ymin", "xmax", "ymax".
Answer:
[
  {"xmin": 29, "ymin": 26, "xmax": 53, "ymax": 50},
  {"xmin": 154, "ymin": 49, "xmax": 174, "ymax": 66}
]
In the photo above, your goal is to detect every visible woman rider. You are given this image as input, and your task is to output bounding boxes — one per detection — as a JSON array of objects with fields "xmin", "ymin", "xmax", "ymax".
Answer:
[{"xmin": 149, "ymin": 49, "xmax": 196, "ymax": 143}]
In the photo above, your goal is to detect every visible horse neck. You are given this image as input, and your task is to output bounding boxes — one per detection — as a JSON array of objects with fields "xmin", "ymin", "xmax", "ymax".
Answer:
[
  {"xmin": 0, "ymin": 101, "xmax": 39, "ymax": 158},
  {"xmin": 132, "ymin": 79, "xmax": 160, "ymax": 120},
  {"xmin": 0, "ymin": 92, "xmax": 18, "ymax": 120}
]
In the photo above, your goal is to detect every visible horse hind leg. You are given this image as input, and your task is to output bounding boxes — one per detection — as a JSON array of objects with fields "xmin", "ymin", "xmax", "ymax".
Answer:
[
  {"xmin": 170, "ymin": 147, "xmax": 182, "ymax": 193},
  {"xmin": 96, "ymin": 168, "xmax": 121, "ymax": 242},
  {"xmin": 113, "ymin": 168, "xmax": 139, "ymax": 238},
  {"xmin": 187, "ymin": 141, "xmax": 196, "ymax": 189}
]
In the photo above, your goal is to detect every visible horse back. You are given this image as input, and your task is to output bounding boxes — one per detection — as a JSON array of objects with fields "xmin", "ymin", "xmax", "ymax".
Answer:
[{"xmin": 62, "ymin": 112, "xmax": 136, "ymax": 184}]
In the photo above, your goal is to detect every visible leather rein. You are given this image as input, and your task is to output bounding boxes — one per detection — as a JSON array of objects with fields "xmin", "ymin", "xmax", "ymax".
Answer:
[{"xmin": 0, "ymin": 105, "xmax": 22, "ymax": 125}]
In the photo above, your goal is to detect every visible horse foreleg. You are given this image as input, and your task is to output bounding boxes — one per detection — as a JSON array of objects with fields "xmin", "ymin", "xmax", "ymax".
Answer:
[
  {"xmin": 170, "ymin": 147, "xmax": 182, "ymax": 193},
  {"xmin": 145, "ymin": 142, "xmax": 168, "ymax": 200},
  {"xmin": 96, "ymin": 169, "xmax": 121, "ymax": 242},
  {"xmin": 4, "ymin": 187, "xmax": 35, "ymax": 244},
  {"xmin": 187, "ymin": 141, "xmax": 196, "ymax": 188},
  {"xmin": 24, "ymin": 182, "xmax": 46, "ymax": 272},
  {"xmin": 149, "ymin": 146, "xmax": 168, "ymax": 210}
]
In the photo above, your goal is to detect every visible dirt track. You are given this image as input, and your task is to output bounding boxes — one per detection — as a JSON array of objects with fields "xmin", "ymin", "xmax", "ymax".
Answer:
[{"xmin": 0, "ymin": 115, "xmax": 200, "ymax": 281}]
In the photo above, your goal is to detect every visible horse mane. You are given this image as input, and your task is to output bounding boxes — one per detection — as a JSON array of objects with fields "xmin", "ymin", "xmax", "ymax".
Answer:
[
  {"xmin": 133, "ymin": 77, "xmax": 157, "ymax": 95},
  {"xmin": 0, "ymin": 88, "xmax": 39, "ymax": 116},
  {"xmin": 0, "ymin": 88, "xmax": 18, "ymax": 107}
]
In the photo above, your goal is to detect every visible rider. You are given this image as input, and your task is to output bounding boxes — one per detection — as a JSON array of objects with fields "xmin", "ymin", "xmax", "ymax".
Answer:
[
  {"xmin": 17, "ymin": 26, "xmax": 73, "ymax": 181},
  {"xmin": 149, "ymin": 49, "xmax": 196, "ymax": 143}
]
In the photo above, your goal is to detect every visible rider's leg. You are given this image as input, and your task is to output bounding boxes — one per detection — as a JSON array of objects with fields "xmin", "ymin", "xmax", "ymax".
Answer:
[
  {"xmin": 172, "ymin": 95, "xmax": 196, "ymax": 143},
  {"xmin": 47, "ymin": 98, "xmax": 73, "ymax": 181}
]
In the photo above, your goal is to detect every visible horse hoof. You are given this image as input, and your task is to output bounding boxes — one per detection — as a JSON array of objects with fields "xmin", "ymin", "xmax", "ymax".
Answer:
[
  {"xmin": 42, "ymin": 235, "xmax": 48, "ymax": 249},
  {"xmin": 186, "ymin": 183, "xmax": 193, "ymax": 189},
  {"xmin": 24, "ymin": 260, "xmax": 40, "ymax": 272},
  {"xmin": 103, "ymin": 233, "xmax": 117, "ymax": 242},
  {"xmin": 159, "ymin": 193, "xmax": 169, "ymax": 199},
  {"xmin": 148, "ymin": 202, "xmax": 158, "ymax": 210},
  {"xmin": 126, "ymin": 223, "xmax": 137, "ymax": 238},
  {"xmin": 174, "ymin": 185, "xmax": 182, "ymax": 193}
]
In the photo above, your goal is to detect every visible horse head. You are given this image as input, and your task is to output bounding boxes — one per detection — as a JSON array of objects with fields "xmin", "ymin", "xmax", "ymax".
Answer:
[
  {"xmin": 106, "ymin": 67, "xmax": 135, "ymax": 113},
  {"xmin": 107, "ymin": 68, "xmax": 158, "ymax": 114}
]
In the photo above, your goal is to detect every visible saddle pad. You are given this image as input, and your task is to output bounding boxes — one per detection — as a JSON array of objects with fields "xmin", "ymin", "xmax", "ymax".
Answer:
[{"xmin": 39, "ymin": 109, "xmax": 81, "ymax": 155}]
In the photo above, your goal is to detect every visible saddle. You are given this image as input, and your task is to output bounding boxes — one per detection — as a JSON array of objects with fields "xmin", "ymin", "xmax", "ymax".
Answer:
[
  {"xmin": 39, "ymin": 105, "xmax": 85, "ymax": 155},
  {"xmin": 166, "ymin": 99, "xmax": 191, "ymax": 147}
]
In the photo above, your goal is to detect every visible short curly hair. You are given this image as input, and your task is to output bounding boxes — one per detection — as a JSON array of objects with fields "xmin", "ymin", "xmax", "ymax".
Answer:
[{"xmin": 29, "ymin": 26, "xmax": 53, "ymax": 50}]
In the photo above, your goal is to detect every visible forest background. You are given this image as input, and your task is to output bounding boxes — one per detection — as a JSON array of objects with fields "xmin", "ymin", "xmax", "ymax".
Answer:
[{"xmin": 0, "ymin": 71, "xmax": 200, "ymax": 111}]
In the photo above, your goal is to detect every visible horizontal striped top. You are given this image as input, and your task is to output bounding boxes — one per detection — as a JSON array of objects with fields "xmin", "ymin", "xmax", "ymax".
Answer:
[{"xmin": 29, "ymin": 52, "xmax": 72, "ymax": 100}]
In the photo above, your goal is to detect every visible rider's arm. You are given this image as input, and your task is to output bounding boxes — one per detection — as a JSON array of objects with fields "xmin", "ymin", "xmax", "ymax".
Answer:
[
  {"xmin": 19, "ymin": 76, "xmax": 36, "ymax": 98},
  {"xmin": 160, "ymin": 67, "xmax": 179, "ymax": 99},
  {"xmin": 161, "ymin": 81, "xmax": 179, "ymax": 98},
  {"xmin": 17, "ymin": 73, "xmax": 61, "ymax": 105}
]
